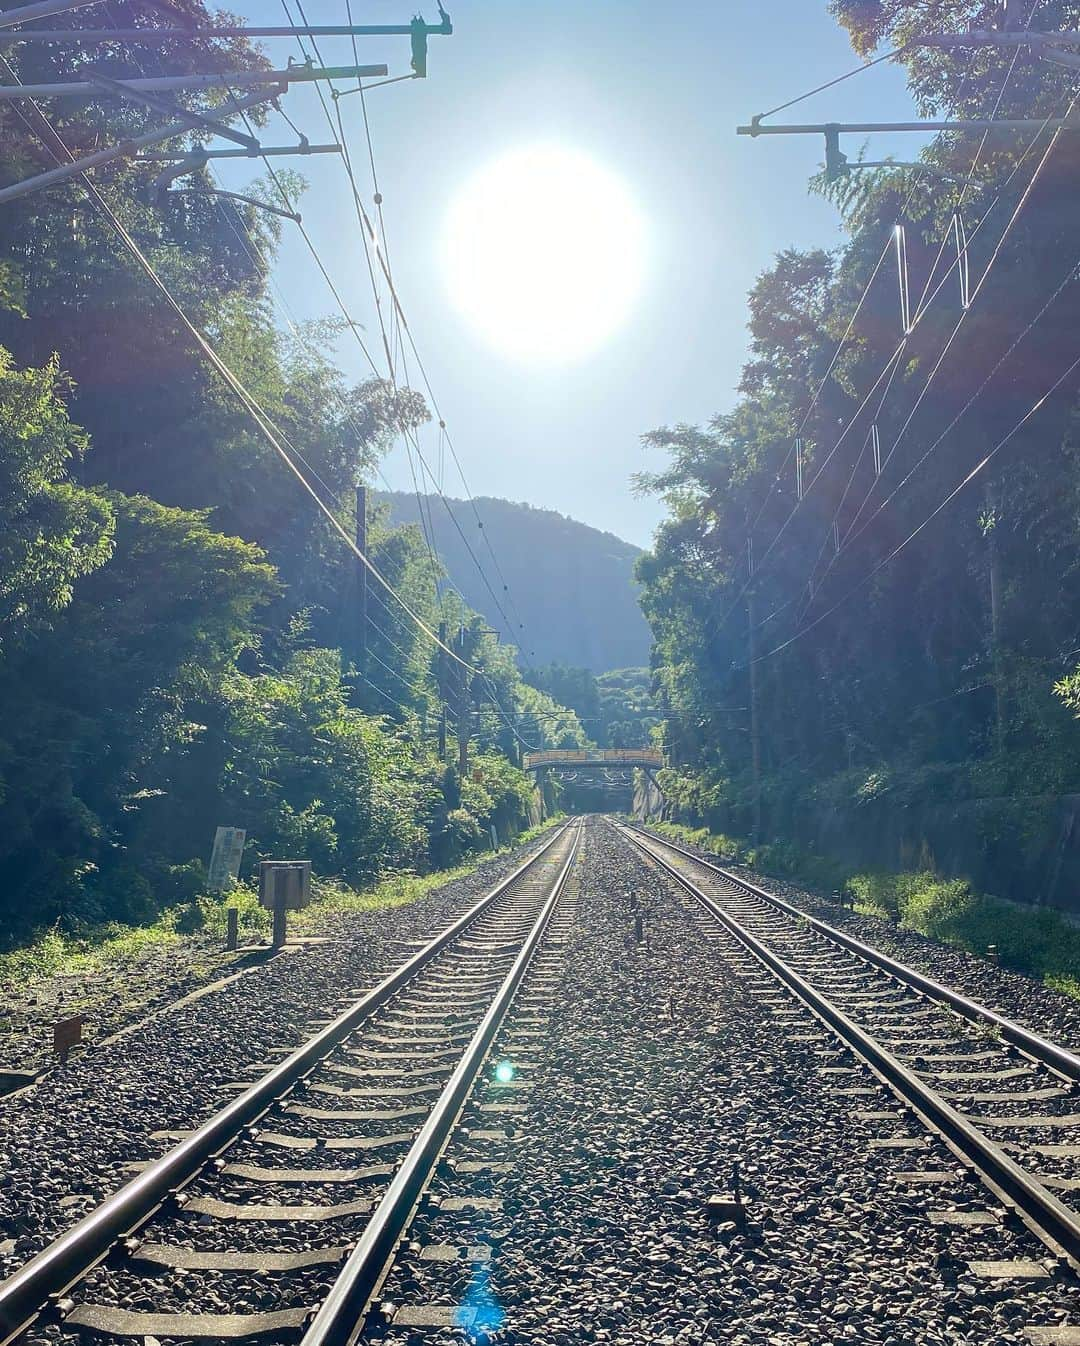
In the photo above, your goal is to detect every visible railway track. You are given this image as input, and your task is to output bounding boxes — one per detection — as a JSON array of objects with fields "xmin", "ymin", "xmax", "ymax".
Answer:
[
  {"xmin": 8, "ymin": 815, "xmax": 1080, "ymax": 1342},
  {"xmin": 0, "ymin": 820, "xmax": 582, "ymax": 1346},
  {"xmin": 620, "ymin": 820, "xmax": 1080, "ymax": 1338}
]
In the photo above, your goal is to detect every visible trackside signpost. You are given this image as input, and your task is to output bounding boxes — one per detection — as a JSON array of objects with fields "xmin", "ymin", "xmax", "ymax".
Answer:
[{"xmin": 207, "ymin": 826, "xmax": 245, "ymax": 892}]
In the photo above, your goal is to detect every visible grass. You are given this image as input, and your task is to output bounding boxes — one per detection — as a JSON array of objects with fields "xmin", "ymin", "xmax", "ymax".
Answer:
[
  {"xmin": 844, "ymin": 869, "xmax": 1080, "ymax": 992},
  {"xmin": 0, "ymin": 917, "xmax": 183, "ymax": 990},
  {"xmin": 642, "ymin": 817, "xmax": 1080, "ymax": 1001},
  {"xmin": 0, "ymin": 816, "xmax": 564, "ymax": 992},
  {"xmin": 646, "ymin": 820, "xmax": 743, "ymax": 860}
]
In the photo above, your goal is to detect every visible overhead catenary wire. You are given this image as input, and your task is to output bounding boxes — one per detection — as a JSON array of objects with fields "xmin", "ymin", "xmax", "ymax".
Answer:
[
  {"xmin": 737, "ymin": 62, "xmax": 1071, "ymax": 638},
  {"xmin": 162, "ymin": 33, "xmax": 495, "ymax": 687},
  {"xmin": 720, "ymin": 25, "xmax": 1046, "ymax": 639},
  {"xmin": 806, "ymin": 248, "xmax": 1079, "ymax": 609},
  {"xmin": 752, "ymin": 344, "xmax": 1080, "ymax": 667},
  {"xmin": 733, "ymin": 23, "xmax": 1000, "ymax": 560},
  {"xmin": 274, "ymin": 5, "xmax": 532, "ymax": 661},
  {"xmin": 278, "ymin": 1, "xmax": 538, "ymax": 657},
  {"xmin": 807, "ymin": 91, "xmax": 1077, "ymax": 605},
  {"xmin": 0, "ymin": 58, "xmax": 492, "ymax": 685},
  {"xmin": 788, "ymin": 16, "xmax": 1059, "ymax": 613}
]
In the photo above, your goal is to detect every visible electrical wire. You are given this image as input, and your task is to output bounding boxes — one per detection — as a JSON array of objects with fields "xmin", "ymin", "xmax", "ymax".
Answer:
[
  {"xmin": 808, "ymin": 93, "xmax": 1076, "ymax": 604},
  {"xmin": 756, "ymin": 44, "xmax": 910, "ymax": 122},
  {"xmin": 276, "ymin": 2, "xmax": 532, "ymax": 659},
  {"xmin": 0, "ymin": 58, "xmax": 493, "ymax": 684},
  {"xmin": 155, "ymin": 31, "xmax": 488, "ymax": 694},
  {"xmin": 742, "ymin": 65, "xmax": 1071, "ymax": 639},
  {"xmin": 753, "ymin": 345, "xmax": 1080, "ymax": 666},
  {"xmin": 279, "ymin": 1, "xmax": 538, "ymax": 657},
  {"xmin": 721, "ymin": 28, "xmax": 1041, "ymax": 637}
]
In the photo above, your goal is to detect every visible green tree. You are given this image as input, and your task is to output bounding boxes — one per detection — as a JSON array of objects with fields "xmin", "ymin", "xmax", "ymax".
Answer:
[{"xmin": 0, "ymin": 347, "xmax": 113, "ymax": 644}]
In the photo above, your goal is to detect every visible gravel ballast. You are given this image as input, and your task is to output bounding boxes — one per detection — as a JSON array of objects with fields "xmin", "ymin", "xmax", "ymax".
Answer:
[
  {"xmin": 4, "ymin": 816, "xmax": 1080, "ymax": 1344},
  {"xmin": 641, "ymin": 824, "xmax": 1080, "ymax": 1052},
  {"xmin": 377, "ymin": 819, "xmax": 1080, "ymax": 1345},
  {"xmin": 0, "ymin": 829, "xmax": 562, "ymax": 1276}
]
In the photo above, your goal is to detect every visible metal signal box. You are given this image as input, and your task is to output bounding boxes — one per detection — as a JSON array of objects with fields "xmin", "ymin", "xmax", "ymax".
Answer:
[{"xmin": 258, "ymin": 860, "xmax": 312, "ymax": 912}]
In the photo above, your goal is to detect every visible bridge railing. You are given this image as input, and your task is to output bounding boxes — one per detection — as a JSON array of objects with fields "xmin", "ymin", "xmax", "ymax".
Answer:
[{"xmin": 522, "ymin": 748, "xmax": 663, "ymax": 771}]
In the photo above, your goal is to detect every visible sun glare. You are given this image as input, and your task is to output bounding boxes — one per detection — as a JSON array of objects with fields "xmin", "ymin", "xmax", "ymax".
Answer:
[{"xmin": 443, "ymin": 144, "xmax": 647, "ymax": 365}]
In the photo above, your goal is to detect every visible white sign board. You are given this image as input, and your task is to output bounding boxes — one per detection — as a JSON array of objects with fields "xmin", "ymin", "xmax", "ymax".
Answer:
[{"xmin": 208, "ymin": 826, "xmax": 246, "ymax": 892}]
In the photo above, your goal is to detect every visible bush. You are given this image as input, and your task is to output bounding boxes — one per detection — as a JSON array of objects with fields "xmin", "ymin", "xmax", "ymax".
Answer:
[
  {"xmin": 432, "ymin": 808, "xmax": 485, "ymax": 869},
  {"xmin": 846, "ymin": 867, "xmax": 1080, "ymax": 988}
]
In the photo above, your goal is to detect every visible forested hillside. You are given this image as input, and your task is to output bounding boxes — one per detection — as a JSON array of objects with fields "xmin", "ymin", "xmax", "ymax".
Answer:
[
  {"xmin": 638, "ymin": 0, "xmax": 1080, "ymax": 903},
  {"xmin": 522, "ymin": 665, "xmax": 660, "ymax": 748},
  {"xmin": 379, "ymin": 492, "xmax": 652, "ymax": 671},
  {"xmin": 0, "ymin": 6, "xmax": 585, "ymax": 947}
]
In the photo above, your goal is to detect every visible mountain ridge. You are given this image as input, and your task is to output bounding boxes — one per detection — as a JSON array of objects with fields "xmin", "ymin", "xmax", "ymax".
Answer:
[{"xmin": 376, "ymin": 491, "xmax": 652, "ymax": 671}]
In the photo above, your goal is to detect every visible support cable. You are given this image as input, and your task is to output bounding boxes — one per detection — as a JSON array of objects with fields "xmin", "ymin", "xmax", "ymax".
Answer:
[
  {"xmin": 280, "ymin": 1, "xmax": 538, "ymax": 657},
  {"xmin": 754, "ymin": 345, "xmax": 1080, "ymax": 666},
  {"xmin": 0, "ymin": 61, "xmax": 486, "ymax": 680}
]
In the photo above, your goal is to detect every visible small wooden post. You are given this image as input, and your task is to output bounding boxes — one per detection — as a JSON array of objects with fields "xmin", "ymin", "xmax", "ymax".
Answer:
[
  {"xmin": 226, "ymin": 907, "xmax": 239, "ymax": 951},
  {"xmin": 732, "ymin": 1161, "xmax": 746, "ymax": 1233},
  {"xmin": 53, "ymin": 1015, "xmax": 83, "ymax": 1065}
]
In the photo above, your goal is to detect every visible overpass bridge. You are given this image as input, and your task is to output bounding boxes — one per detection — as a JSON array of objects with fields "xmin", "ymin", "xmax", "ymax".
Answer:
[
  {"xmin": 522, "ymin": 748, "xmax": 663, "ymax": 772},
  {"xmin": 522, "ymin": 748, "xmax": 665, "ymax": 807}
]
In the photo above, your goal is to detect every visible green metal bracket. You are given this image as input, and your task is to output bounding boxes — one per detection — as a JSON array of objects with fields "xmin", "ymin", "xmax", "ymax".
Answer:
[
  {"xmin": 824, "ymin": 124, "xmax": 848, "ymax": 181},
  {"xmin": 411, "ymin": 5, "xmax": 451, "ymax": 77}
]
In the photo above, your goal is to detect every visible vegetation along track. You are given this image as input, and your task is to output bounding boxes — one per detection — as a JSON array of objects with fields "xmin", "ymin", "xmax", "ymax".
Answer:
[
  {"xmin": 0, "ymin": 822, "xmax": 583, "ymax": 1346},
  {"xmin": 620, "ymin": 820, "xmax": 1080, "ymax": 1335}
]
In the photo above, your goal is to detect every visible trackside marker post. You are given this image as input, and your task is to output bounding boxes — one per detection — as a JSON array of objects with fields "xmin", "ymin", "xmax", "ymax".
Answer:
[
  {"xmin": 259, "ymin": 862, "xmax": 312, "ymax": 950},
  {"xmin": 53, "ymin": 1015, "xmax": 83, "ymax": 1065}
]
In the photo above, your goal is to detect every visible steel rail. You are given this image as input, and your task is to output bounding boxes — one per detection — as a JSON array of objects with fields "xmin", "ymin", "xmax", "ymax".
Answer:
[
  {"xmin": 0, "ymin": 821, "xmax": 573, "ymax": 1346},
  {"xmin": 618, "ymin": 822, "xmax": 1080, "ymax": 1271},
  {"xmin": 624, "ymin": 822, "xmax": 1080, "ymax": 1084},
  {"xmin": 302, "ymin": 821, "xmax": 582, "ymax": 1346}
]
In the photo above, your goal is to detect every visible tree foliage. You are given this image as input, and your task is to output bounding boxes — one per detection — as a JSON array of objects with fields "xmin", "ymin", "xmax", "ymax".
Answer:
[
  {"xmin": 0, "ymin": 24, "xmax": 582, "ymax": 947},
  {"xmin": 637, "ymin": 6, "xmax": 1080, "ymax": 897}
]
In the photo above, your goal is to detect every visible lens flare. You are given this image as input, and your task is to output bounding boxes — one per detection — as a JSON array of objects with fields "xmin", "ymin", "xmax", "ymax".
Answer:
[
  {"xmin": 443, "ymin": 142, "xmax": 647, "ymax": 365},
  {"xmin": 494, "ymin": 1060, "xmax": 515, "ymax": 1084},
  {"xmin": 454, "ymin": 1260, "xmax": 504, "ymax": 1335}
]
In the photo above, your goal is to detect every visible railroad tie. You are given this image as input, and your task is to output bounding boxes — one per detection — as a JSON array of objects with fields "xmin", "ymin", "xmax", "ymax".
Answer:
[
  {"xmin": 63, "ymin": 1305, "xmax": 313, "ymax": 1339},
  {"xmin": 183, "ymin": 1195, "xmax": 373, "ymax": 1221}
]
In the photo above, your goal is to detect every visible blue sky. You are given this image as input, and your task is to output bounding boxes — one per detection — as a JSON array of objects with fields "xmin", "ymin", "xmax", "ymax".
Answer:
[{"xmin": 226, "ymin": 2, "xmax": 924, "ymax": 548}]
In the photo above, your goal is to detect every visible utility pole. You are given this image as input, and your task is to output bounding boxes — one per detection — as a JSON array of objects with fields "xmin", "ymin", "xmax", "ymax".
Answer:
[
  {"xmin": 747, "ymin": 596, "xmax": 763, "ymax": 844},
  {"xmin": 355, "ymin": 486, "xmax": 367, "ymax": 662},
  {"xmin": 456, "ymin": 626, "xmax": 470, "ymax": 777},
  {"xmin": 436, "ymin": 620, "xmax": 449, "ymax": 760},
  {"xmin": 745, "ymin": 534, "xmax": 763, "ymax": 844},
  {"xmin": 985, "ymin": 480, "xmax": 1007, "ymax": 756}
]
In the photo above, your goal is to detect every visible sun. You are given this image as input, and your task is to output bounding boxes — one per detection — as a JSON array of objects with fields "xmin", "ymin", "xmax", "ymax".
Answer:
[{"xmin": 443, "ymin": 143, "xmax": 647, "ymax": 365}]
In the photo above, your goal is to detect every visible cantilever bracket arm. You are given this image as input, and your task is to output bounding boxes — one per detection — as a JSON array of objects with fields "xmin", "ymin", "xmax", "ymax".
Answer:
[
  {"xmin": 84, "ymin": 72, "xmax": 259, "ymax": 150},
  {"xmin": 1040, "ymin": 46, "xmax": 1080, "ymax": 70},
  {"xmin": 134, "ymin": 142, "xmax": 341, "ymax": 167},
  {"xmin": 828, "ymin": 153, "xmax": 990, "ymax": 187},
  {"xmin": 739, "ymin": 115, "xmax": 1080, "ymax": 183},
  {"xmin": 158, "ymin": 185, "xmax": 301, "ymax": 223}
]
